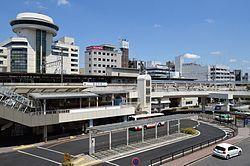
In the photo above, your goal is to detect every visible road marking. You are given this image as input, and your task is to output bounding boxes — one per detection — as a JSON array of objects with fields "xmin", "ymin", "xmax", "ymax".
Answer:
[
  {"xmin": 105, "ymin": 161, "xmax": 120, "ymax": 166},
  {"xmin": 18, "ymin": 150, "xmax": 62, "ymax": 165},
  {"xmin": 37, "ymin": 146, "xmax": 65, "ymax": 155}
]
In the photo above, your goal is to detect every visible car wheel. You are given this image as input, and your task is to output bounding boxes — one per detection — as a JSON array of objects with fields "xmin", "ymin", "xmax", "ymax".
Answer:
[
  {"xmin": 238, "ymin": 151, "xmax": 242, "ymax": 156},
  {"xmin": 226, "ymin": 155, "xmax": 230, "ymax": 160}
]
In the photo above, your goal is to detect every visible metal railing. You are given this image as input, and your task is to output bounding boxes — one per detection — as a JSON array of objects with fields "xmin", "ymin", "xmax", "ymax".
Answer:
[{"xmin": 149, "ymin": 117, "xmax": 238, "ymax": 166}]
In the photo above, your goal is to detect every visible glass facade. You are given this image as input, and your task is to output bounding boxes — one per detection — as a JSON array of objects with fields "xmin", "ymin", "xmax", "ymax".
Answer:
[
  {"xmin": 11, "ymin": 48, "xmax": 27, "ymax": 72},
  {"xmin": 36, "ymin": 29, "xmax": 47, "ymax": 73}
]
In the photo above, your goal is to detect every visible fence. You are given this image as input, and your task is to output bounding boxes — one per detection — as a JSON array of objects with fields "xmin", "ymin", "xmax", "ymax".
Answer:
[{"xmin": 150, "ymin": 115, "xmax": 238, "ymax": 166}]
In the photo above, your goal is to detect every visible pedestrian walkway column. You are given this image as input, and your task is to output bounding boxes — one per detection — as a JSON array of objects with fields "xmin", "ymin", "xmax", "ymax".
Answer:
[
  {"xmin": 109, "ymin": 131, "xmax": 112, "ymax": 150},
  {"xmin": 111, "ymin": 94, "xmax": 114, "ymax": 106},
  {"xmin": 126, "ymin": 128, "xmax": 129, "ymax": 145},
  {"xmin": 167, "ymin": 121, "xmax": 170, "ymax": 135},
  {"xmin": 89, "ymin": 131, "xmax": 95, "ymax": 154},
  {"xmin": 43, "ymin": 99, "xmax": 46, "ymax": 115},
  {"xmin": 96, "ymin": 97, "xmax": 99, "ymax": 107},
  {"xmin": 155, "ymin": 123, "xmax": 158, "ymax": 139},
  {"xmin": 225, "ymin": 99, "xmax": 230, "ymax": 112},
  {"xmin": 89, "ymin": 119, "xmax": 93, "ymax": 127},
  {"xmin": 142, "ymin": 126, "xmax": 144, "ymax": 142},
  {"xmin": 201, "ymin": 97, "xmax": 206, "ymax": 112},
  {"xmin": 177, "ymin": 119, "xmax": 180, "ymax": 133},
  {"xmin": 43, "ymin": 125, "xmax": 47, "ymax": 142}
]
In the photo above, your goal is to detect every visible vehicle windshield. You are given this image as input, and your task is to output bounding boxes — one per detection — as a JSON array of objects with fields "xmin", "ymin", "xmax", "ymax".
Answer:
[{"xmin": 215, "ymin": 146, "xmax": 226, "ymax": 151}]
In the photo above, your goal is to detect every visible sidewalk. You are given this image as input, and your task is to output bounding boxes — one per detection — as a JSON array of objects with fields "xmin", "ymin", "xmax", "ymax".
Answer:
[{"xmin": 164, "ymin": 126, "xmax": 250, "ymax": 166}]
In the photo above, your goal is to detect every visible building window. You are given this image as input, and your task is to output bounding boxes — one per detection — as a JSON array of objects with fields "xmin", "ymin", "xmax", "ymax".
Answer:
[
  {"xmin": 107, "ymin": 65, "xmax": 110, "ymax": 67},
  {"xmin": 94, "ymin": 64, "xmax": 97, "ymax": 67},
  {"xmin": 89, "ymin": 58, "xmax": 91, "ymax": 61},
  {"xmin": 71, "ymin": 54, "xmax": 78, "ymax": 57},
  {"xmin": 107, "ymin": 59, "xmax": 110, "ymax": 61},
  {"xmin": 146, "ymin": 96, "xmax": 150, "ymax": 103},
  {"xmin": 98, "ymin": 52, "xmax": 101, "ymax": 55},
  {"xmin": 89, "ymin": 70, "xmax": 91, "ymax": 73},
  {"xmin": 107, "ymin": 53, "xmax": 110, "ymax": 55},
  {"xmin": 186, "ymin": 101, "xmax": 193, "ymax": 105},
  {"xmin": 103, "ymin": 64, "xmax": 105, "ymax": 67},
  {"xmin": 11, "ymin": 48, "xmax": 27, "ymax": 73},
  {"xmin": 98, "ymin": 64, "xmax": 101, "ymax": 67},
  {"xmin": 146, "ymin": 80, "xmax": 150, "ymax": 87},
  {"xmin": 94, "ymin": 70, "xmax": 97, "ymax": 73},
  {"xmin": 89, "ymin": 52, "xmax": 91, "ymax": 55},
  {"xmin": 98, "ymin": 70, "xmax": 101, "ymax": 73},
  {"xmin": 103, "ymin": 70, "xmax": 105, "ymax": 73},
  {"xmin": 0, "ymin": 61, "xmax": 3, "ymax": 65},
  {"xmin": 89, "ymin": 64, "xmax": 91, "ymax": 67},
  {"xmin": 146, "ymin": 88, "xmax": 150, "ymax": 95},
  {"xmin": 111, "ymin": 59, "xmax": 113, "ymax": 62},
  {"xmin": 98, "ymin": 58, "xmax": 101, "ymax": 61},
  {"xmin": 71, "ymin": 64, "xmax": 78, "ymax": 67},
  {"xmin": 71, "ymin": 59, "xmax": 78, "ymax": 62},
  {"xmin": 94, "ymin": 58, "xmax": 97, "ymax": 61},
  {"xmin": 94, "ymin": 52, "xmax": 97, "ymax": 54},
  {"xmin": 103, "ymin": 58, "xmax": 106, "ymax": 61},
  {"xmin": 102, "ymin": 52, "xmax": 105, "ymax": 55},
  {"xmin": 111, "ymin": 65, "xmax": 113, "ymax": 67},
  {"xmin": 111, "ymin": 53, "xmax": 113, "ymax": 56},
  {"xmin": 71, "ymin": 69, "xmax": 78, "ymax": 72},
  {"xmin": 114, "ymin": 60, "xmax": 117, "ymax": 62}
]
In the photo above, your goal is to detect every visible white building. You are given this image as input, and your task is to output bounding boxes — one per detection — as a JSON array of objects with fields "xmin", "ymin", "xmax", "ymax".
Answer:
[
  {"xmin": 0, "ymin": 47, "xmax": 8, "ymax": 72},
  {"xmin": 84, "ymin": 44, "xmax": 121, "ymax": 75},
  {"xmin": 182, "ymin": 63, "xmax": 210, "ymax": 81},
  {"xmin": 50, "ymin": 37, "xmax": 79, "ymax": 74},
  {"xmin": 209, "ymin": 64, "xmax": 235, "ymax": 81},
  {"xmin": 182, "ymin": 63, "xmax": 235, "ymax": 81}
]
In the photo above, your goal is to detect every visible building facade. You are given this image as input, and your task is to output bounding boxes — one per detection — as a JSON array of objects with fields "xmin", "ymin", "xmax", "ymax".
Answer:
[
  {"xmin": 120, "ymin": 39, "xmax": 129, "ymax": 68},
  {"xmin": 209, "ymin": 64, "xmax": 235, "ymax": 81},
  {"xmin": 182, "ymin": 63, "xmax": 210, "ymax": 81},
  {"xmin": 84, "ymin": 44, "xmax": 121, "ymax": 75},
  {"xmin": 0, "ymin": 47, "xmax": 8, "ymax": 72},
  {"xmin": 50, "ymin": 37, "xmax": 79, "ymax": 74}
]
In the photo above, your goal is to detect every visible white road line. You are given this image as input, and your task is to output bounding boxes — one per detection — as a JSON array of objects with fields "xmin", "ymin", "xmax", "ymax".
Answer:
[
  {"xmin": 18, "ymin": 150, "xmax": 62, "ymax": 165},
  {"xmin": 37, "ymin": 146, "xmax": 65, "ymax": 155},
  {"xmin": 105, "ymin": 161, "xmax": 120, "ymax": 166}
]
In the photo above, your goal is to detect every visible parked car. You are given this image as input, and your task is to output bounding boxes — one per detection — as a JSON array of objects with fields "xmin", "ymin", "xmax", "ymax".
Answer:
[
  {"xmin": 214, "ymin": 114, "xmax": 234, "ymax": 122},
  {"xmin": 213, "ymin": 143, "xmax": 242, "ymax": 159}
]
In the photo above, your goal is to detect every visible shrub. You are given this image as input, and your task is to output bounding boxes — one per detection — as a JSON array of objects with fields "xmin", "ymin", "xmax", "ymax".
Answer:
[{"xmin": 181, "ymin": 128, "xmax": 197, "ymax": 135}]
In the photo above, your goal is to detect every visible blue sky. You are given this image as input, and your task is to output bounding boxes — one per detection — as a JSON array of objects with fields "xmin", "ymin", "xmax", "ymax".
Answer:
[{"xmin": 0, "ymin": 0, "xmax": 250, "ymax": 72}]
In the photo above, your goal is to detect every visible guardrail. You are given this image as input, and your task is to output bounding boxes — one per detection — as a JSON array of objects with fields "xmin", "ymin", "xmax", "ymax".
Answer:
[{"xmin": 149, "ymin": 115, "xmax": 238, "ymax": 166}]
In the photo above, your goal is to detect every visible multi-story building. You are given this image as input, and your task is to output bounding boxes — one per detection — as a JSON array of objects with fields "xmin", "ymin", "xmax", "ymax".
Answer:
[
  {"xmin": 209, "ymin": 64, "xmax": 235, "ymax": 81},
  {"xmin": 234, "ymin": 70, "xmax": 242, "ymax": 81},
  {"xmin": 50, "ymin": 37, "xmax": 79, "ymax": 74},
  {"xmin": 182, "ymin": 63, "xmax": 210, "ymax": 81},
  {"xmin": 0, "ymin": 47, "xmax": 8, "ymax": 72},
  {"xmin": 84, "ymin": 44, "xmax": 121, "ymax": 75}
]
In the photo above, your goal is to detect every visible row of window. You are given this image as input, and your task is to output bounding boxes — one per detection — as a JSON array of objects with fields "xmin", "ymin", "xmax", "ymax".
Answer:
[
  {"xmin": 89, "ymin": 58, "xmax": 117, "ymax": 62},
  {"xmin": 71, "ymin": 69, "xmax": 78, "ymax": 72},
  {"xmin": 89, "ymin": 64, "xmax": 117, "ymax": 68},
  {"xmin": 89, "ymin": 70, "xmax": 106, "ymax": 74},
  {"xmin": 89, "ymin": 52, "xmax": 116, "ymax": 56}
]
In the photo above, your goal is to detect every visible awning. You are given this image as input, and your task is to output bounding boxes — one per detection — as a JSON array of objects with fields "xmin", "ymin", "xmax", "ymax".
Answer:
[{"xmin": 29, "ymin": 92, "xmax": 98, "ymax": 100}]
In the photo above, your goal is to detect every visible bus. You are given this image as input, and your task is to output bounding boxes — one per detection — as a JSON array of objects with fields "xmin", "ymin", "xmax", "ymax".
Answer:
[{"xmin": 128, "ymin": 113, "xmax": 165, "ymax": 130}]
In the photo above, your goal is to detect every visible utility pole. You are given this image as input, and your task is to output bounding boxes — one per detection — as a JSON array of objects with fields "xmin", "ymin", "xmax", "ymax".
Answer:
[{"xmin": 60, "ymin": 48, "xmax": 63, "ymax": 85}]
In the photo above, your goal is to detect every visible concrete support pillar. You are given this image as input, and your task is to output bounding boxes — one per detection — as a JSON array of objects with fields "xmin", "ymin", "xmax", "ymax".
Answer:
[
  {"xmin": 88, "ymin": 97, "xmax": 91, "ymax": 107},
  {"xmin": 142, "ymin": 126, "xmax": 144, "ymax": 142},
  {"xmin": 126, "ymin": 128, "xmax": 129, "ymax": 146},
  {"xmin": 167, "ymin": 121, "xmax": 170, "ymax": 135},
  {"xmin": 201, "ymin": 97, "xmax": 206, "ymax": 112},
  {"xmin": 109, "ymin": 131, "xmax": 112, "ymax": 150},
  {"xmin": 125, "ymin": 93, "xmax": 128, "ymax": 104},
  {"xmin": 111, "ymin": 94, "xmax": 114, "ymax": 106},
  {"xmin": 89, "ymin": 119, "xmax": 93, "ymax": 127},
  {"xmin": 177, "ymin": 119, "xmax": 180, "ymax": 133},
  {"xmin": 96, "ymin": 97, "xmax": 99, "ymax": 107},
  {"xmin": 225, "ymin": 99, "xmax": 230, "ymax": 112},
  {"xmin": 155, "ymin": 123, "xmax": 158, "ymax": 139},
  {"xmin": 43, "ymin": 125, "xmax": 47, "ymax": 142},
  {"xmin": 123, "ymin": 116, "xmax": 127, "ymax": 122},
  {"xmin": 43, "ymin": 99, "xmax": 46, "ymax": 115},
  {"xmin": 89, "ymin": 131, "xmax": 94, "ymax": 154}
]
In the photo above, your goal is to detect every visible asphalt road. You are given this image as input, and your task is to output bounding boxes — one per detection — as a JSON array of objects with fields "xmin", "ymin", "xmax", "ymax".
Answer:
[
  {"xmin": 0, "ymin": 119, "xmax": 212, "ymax": 166},
  {"xmin": 110, "ymin": 122, "xmax": 225, "ymax": 166},
  {"xmin": 192, "ymin": 137, "xmax": 250, "ymax": 166}
]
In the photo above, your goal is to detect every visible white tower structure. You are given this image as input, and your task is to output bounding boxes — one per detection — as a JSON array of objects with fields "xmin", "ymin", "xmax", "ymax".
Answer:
[
  {"xmin": 175, "ymin": 55, "xmax": 184, "ymax": 77},
  {"xmin": 137, "ymin": 74, "xmax": 152, "ymax": 114},
  {"xmin": 10, "ymin": 12, "xmax": 59, "ymax": 73}
]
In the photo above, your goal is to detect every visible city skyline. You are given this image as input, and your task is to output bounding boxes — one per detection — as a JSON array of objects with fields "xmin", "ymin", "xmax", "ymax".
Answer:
[{"xmin": 0, "ymin": 0, "xmax": 249, "ymax": 72}]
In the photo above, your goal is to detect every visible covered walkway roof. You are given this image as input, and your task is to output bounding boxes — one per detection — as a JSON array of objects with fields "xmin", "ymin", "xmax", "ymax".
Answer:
[
  {"xmin": 88, "ymin": 114, "xmax": 195, "ymax": 132},
  {"xmin": 29, "ymin": 92, "xmax": 98, "ymax": 100}
]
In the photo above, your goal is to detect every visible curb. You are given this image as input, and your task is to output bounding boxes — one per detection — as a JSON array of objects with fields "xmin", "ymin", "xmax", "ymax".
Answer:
[{"xmin": 13, "ymin": 144, "xmax": 35, "ymax": 150}]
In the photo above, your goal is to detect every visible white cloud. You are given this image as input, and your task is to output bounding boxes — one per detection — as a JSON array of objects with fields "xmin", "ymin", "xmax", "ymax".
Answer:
[
  {"xmin": 205, "ymin": 18, "xmax": 215, "ymax": 24},
  {"xmin": 229, "ymin": 59, "xmax": 237, "ymax": 63},
  {"xmin": 247, "ymin": 67, "xmax": 250, "ymax": 70},
  {"xmin": 183, "ymin": 53, "xmax": 200, "ymax": 59},
  {"xmin": 57, "ymin": 0, "xmax": 70, "ymax": 6},
  {"xmin": 153, "ymin": 24, "xmax": 162, "ymax": 28},
  {"xmin": 242, "ymin": 60, "xmax": 249, "ymax": 63},
  {"xmin": 24, "ymin": 0, "xmax": 47, "ymax": 10},
  {"xmin": 210, "ymin": 51, "xmax": 221, "ymax": 56}
]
